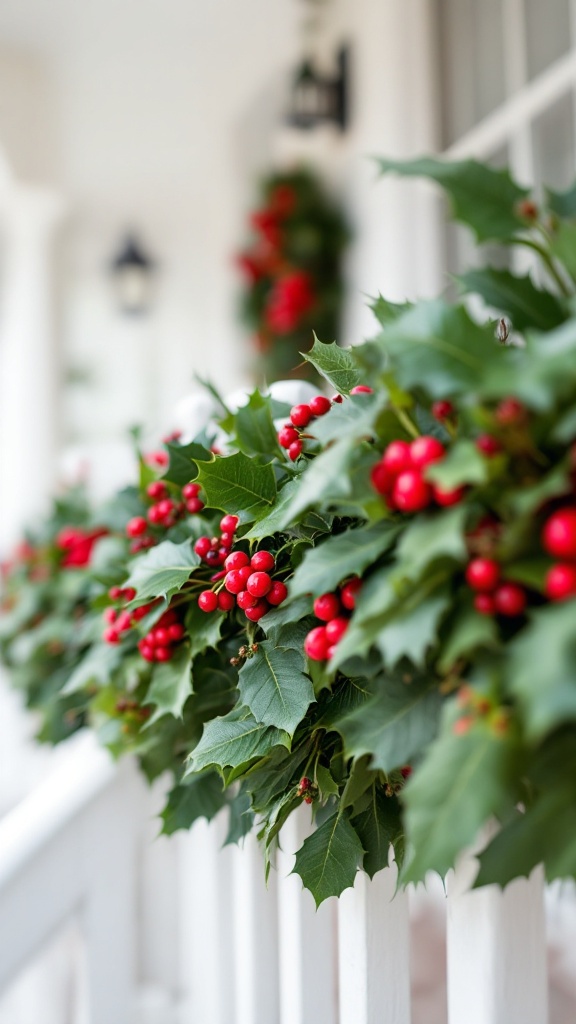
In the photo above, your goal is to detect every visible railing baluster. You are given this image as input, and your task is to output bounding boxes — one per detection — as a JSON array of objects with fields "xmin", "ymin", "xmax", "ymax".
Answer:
[{"xmin": 232, "ymin": 832, "xmax": 280, "ymax": 1024}]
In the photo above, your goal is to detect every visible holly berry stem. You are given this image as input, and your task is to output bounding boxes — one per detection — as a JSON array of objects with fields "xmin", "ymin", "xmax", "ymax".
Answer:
[{"xmin": 390, "ymin": 404, "xmax": 420, "ymax": 440}]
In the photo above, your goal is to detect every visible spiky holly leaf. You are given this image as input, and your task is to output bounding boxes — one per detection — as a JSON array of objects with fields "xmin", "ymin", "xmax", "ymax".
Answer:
[
  {"xmin": 308, "ymin": 391, "xmax": 387, "ymax": 446},
  {"xmin": 244, "ymin": 479, "xmax": 299, "ymax": 540},
  {"xmin": 378, "ymin": 156, "xmax": 528, "ymax": 242},
  {"xmin": 548, "ymin": 181, "xmax": 576, "ymax": 217},
  {"xmin": 302, "ymin": 335, "xmax": 361, "ymax": 394},
  {"xmin": 187, "ymin": 707, "xmax": 290, "ymax": 774},
  {"xmin": 508, "ymin": 602, "xmax": 576, "ymax": 739},
  {"xmin": 146, "ymin": 647, "xmax": 193, "ymax": 724},
  {"xmin": 195, "ymin": 452, "xmax": 276, "ymax": 522},
  {"xmin": 394, "ymin": 505, "xmax": 467, "ymax": 581},
  {"xmin": 278, "ymin": 436, "xmax": 357, "ymax": 526},
  {"xmin": 162, "ymin": 441, "xmax": 212, "ymax": 486},
  {"xmin": 457, "ymin": 268, "xmax": 566, "ymax": 332},
  {"xmin": 125, "ymin": 540, "xmax": 199, "ymax": 603},
  {"xmin": 352, "ymin": 786, "xmax": 404, "ymax": 878},
  {"xmin": 234, "ymin": 391, "xmax": 280, "ymax": 458},
  {"xmin": 293, "ymin": 812, "xmax": 364, "ymax": 906},
  {"xmin": 238, "ymin": 640, "xmax": 314, "ymax": 735},
  {"xmin": 160, "ymin": 772, "xmax": 226, "ymax": 834},
  {"xmin": 62, "ymin": 642, "xmax": 124, "ymax": 695},
  {"xmin": 289, "ymin": 524, "xmax": 399, "ymax": 599},
  {"xmin": 370, "ymin": 294, "xmax": 413, "ymax": 326},
  {"xmin": 425, "ymin": 441, "xmax": 489, "ymax": 490},
  {"xmin": 438, "ymin": 605, "xmax": 499, "ymax": 673}
]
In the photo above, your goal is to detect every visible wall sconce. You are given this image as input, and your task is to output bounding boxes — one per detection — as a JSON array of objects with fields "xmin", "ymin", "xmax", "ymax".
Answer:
[
  {"xmin": 286, "ymin": 45, "xmax": 349, "ymax": 131},
  {"xmin": 110, "ymin": 233, "xmax": 155, "ymax": 315}
]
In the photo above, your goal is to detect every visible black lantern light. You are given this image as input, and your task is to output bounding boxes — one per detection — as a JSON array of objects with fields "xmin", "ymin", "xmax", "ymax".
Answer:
[
  {"xmin": 110, "ymin": 233, "xmax": 155, "ymax": 316},
  {"xmin": 286, "ymin": 45, "xmax": 349, "ymax": 132}
]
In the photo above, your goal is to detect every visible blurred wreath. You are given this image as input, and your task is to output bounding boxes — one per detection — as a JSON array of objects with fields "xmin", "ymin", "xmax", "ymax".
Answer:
[{"xmin": 235, "ymin": 167, "xmax": 348, "ymax": 382}]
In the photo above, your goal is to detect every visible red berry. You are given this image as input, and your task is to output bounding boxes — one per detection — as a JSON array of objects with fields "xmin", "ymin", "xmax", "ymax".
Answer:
[
  {"xmin": 147, "ymin": 481, "xmax": 167, "ymax": 500},
  {"xmin": 246, "ymin": 571, "xmax": 272, "ymax": 598},
  {"xmin": 494, "ymin": 583, "xmax": 526, "ymax": 616},
  {"xmin": 331, "ymin": 394, "xmax": 343, "ymax": 404},
  {"xmin": 393, "ymin": 470, "xmax": 432, "ymax": 512},
  {"xmin": 432, "ymin": 400, "xmax": 454, "ymax": 421},
  {"xmin": 237, "ymin": 590, "xmax": 257, "ymax": 610},
  {"xmin": 168, "ymin": 623, "xmax": 184, "ymax": 641},
  {"xmin": 123, "ymin": 587, "xmax": 137, "ymax": 602},
  {"xmin": 109, "ymin": 585, "xmax": 123, "ymax": 600},
  {"xmin": 495, "ymin": 397, "xmax": 526, "ymax": 426},
  {"xmin": 139, "ymin": 644, "xmax": 155, "ymax": 662},
  {"xmin": 267, "ymin": 581, "xmax": 288, "ymax": 606},
  {"xmin": 132, "ymin": 603, "xmax": 153, "ymax": 621},
  {"xmin": 409, "ymin": 435, "xmax": 445, "ymax": 469},
  {"xmin": 278, "ymin": 426, "xmax": 299, "ymax": 449},
  {"xmin": 194, "ymin": 536, "xmax": 212, "ymax": 558},
  {"xmin": 153, "ymin": 627, "xmax": 171, "ymax": 646},
  {"xmin": 476, "ymin": 434, "xmax": 502, "ymax": 457},
  {"xmin": 218, "ymin": 590, "xmax": 236, "ymax": 612},
  {"xmin": 474, "ymin": 593, "xmax": 496, "ymax": 616},
  {"xmin": 542, "ymin": 508, "xmax": 576, "ymax": 560},
  {"xmin": 250, "ymin": 550, "xmax": 275, "ymax": 572},
  {"xmin": 465, "ymin": 558, "xmax": 501, "ymax": 592},
  {"xmin": 340, "ymin": 578, "xmax": 362, "ymax": 610},
  {"xmin": 220, "ymin": 531, "xmax": 234, "ymax": 548},
  {"xmin": 432, "ymin": 483, "xmax": 466, "ymax": 507},
  {"xmin": 400, "ymin": 766, "xmax": 412, "ymax": 779},
  {"xmin": 244, "ymin": 601, "xmax": 268, "ymax": 622},
  {"xmin": 453, "ymin": 715, "xmax": 474, "ymax": 736},
  {"xmin": 158, "ymin": 610, "xmax": 178, "ymax": 627},
  {"xmin": 126, "ymin": 516, "xmax": 148, "ymax": 538},
  {"xmin": 304, "ymin": 626, "xmax": 330, "ymax": 661},
  {"xmin": 198, "ymin": 590, "xmax": 218, "ymax": 612},
  {"xmin": 155, "ymin": 646, "xmax": 173, "ymax": 662},
  {"xmin": 103, "ymin": 627, "xmax": 120, "ymax": 644},
  {"xmin": 157, "ymin": 499, "xmax": 174, "ymax": 518},
  {"xmin": 182, "ymin": 482, "xmax": 200, "ymax": 499},
  {"xmin": 544, "ymin": 563, "xmax": 576, "ymax": 601},
  {"xmin": 225, "ymin": 570, "xmax": 247, "ymax": 594},
  {"xmin": 225, "ymin": 550, "xmax": 250, "ymax": 572},
  {"xmin": 325, "ymin": 617, "xmax": 349, "ymax": 644},
  {"xmin": 309, "ymin": 395, "xmax": 332, "ymax": 416},
  {"xmin": 313, "ymin": 592, "xmax": 341, "ymax": 621},
  {"xmin": 382, "ymin": 440, "xmax": 413, "ymax": 476},
  {"xmin": 220, "ymin": 514, "xmax": 239, "ymax": 533},
  {"xmin": 116, "ymin": 611, "xmax": 132, "ymax": 632},
  {"xmin": 350, "ymin": 385, "xmax": 373, "ymax": 395},
  {"xmin": 290, "ymin": 404, "xmax": 312, "ymax": 428},
  {"xmin": 186, "ymin": 497, "xmax": 204, "ymax": 514},
  {"xmin": 148, "ymin": 504, "xmax": 164, "ymax": 524},
  {"xmin": 104, "ymin": 607, "xmax": 117, "ymax": 624},
  {"xmin": 288, "ymin": 440, "xmax": 303, "ymax": 461},
  {"xmin": 370, "ymin": 462, "xmax": 393, "ymax": 496}
]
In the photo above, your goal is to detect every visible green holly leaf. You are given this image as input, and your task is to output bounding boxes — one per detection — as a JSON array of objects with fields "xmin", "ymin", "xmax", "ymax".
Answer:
[
  {"xmin": 370, "ymin": 294, "xmax": 413, "ymax": 326},
  {"xmin": 187, "ymin": 707, "xmax": 290, "ymax": 774},
  {"xmin": 402, "ymin": 718, "xmax": 518, "ymax": 882},
  {"xmin": 438, "ymin": 605, "xmax": 499, "ymax": 673},
  {"xmin": 238, "ymin": 641, "xmax": 314, "ymax": 735},
  {"xmin": 506, "ymin": 462, "xmax": 570, "ymax": 517},
  {"xmin": 260, "ymin": 595, "xmax": 314, "ymax": 641},
  {"xmin": 162, "ymin": 441, "xmax": 212, "ymax": 486},
  {"xmin": 482, "ymin": 319, "xmax": 576, "ymax": 410},
  {"xmin": 278, "ymin": 436, "xmax": 358, "ymax": 525},
  {"xmin": 315, "ymin": 763, "xmax": 339, "ymax": 798},
  {"xmin": 160, "ymin": 772, "xmax": 226, "ymax": 835},
  {"xmin": 125, "ymin": 540, "xmax": 199, "ymax": 602},
  {"xmin": 548, "ymin": 181, "xmax": 576, "ymax": 217},
  {"xmin": 337, "ymin": 671, "xmax": 442, "ymax": 772},
  {"xmin": 224, "ymin": 789, "xmax": 255, "ymax": 845},
  {"xmin": 308, "ymin": 391, "xmax": 387, "ymax": 447},
  {"xmin": 549, "ymin": 222, "xmax": 576, "ymax": 281},
  {"xmin": 509, "ymin": 602, "xmax": 576, "ymax": 739},
  {"xmin": 195, "ymin": 452, "xmax": 276, "ymax": 522},
  {"xmin": 395, "ymin": 505, "xmax": 467, "ymax": 581},
  {"xmin": 234, "ymin": 391, "xmax": 280, "ymax": 458},
  {"xmin": 457, "ymin": 268, "xmax": 566, "ymax": 332},
  {"xmin": 146, "ymin": 647, "xmax": 192, "ymax": 723},
  {"xmin": 244, "ymin": 479, "xmax": 299, "ymax": 540},
  {"xmin": 289, "ymin": 524, "xmax": 399, "ymax": 599},
  {"xmin": 293, "ymin": 812, "xmax": 364, "ymax": 906},
  {"xmin": 62, "ymin": 642, "xmax": 124, "ymax": 695},
  {"xmin": 184, "ymin": 602, "xmax": 222, "ymax": 660},
  {"xmin": 352, "ymin": 786, "xmax": 404, "ymax": 878},
  {"xmin": 425, "ymin": 441, "xmax": 489, "ymax": 490},
  {"xmin": 377, "ymin": 156, "xmax": 528, "ymax": 242},
  {"xmin": 302, "ymin": 335, "xmax": 361, "ymax": 394}
]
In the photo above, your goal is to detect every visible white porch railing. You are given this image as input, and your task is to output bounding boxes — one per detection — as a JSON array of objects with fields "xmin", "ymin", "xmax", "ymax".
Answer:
[{"xmin": 0, "ymin": 728, "xmax": 552, "ymax": 1024}]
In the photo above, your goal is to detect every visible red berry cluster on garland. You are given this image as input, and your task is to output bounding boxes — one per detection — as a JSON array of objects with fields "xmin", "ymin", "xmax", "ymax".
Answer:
[
  {"xmin": 303, "ymin": 577, "xmax": 362, "ymax": 662},
  {"xmin": 371, "ymin": 436, "xmax": 465, "ymax": 512},
  {"xmin": 278, "ymin": 387, "xmax": 373, "ymax": 463},
  {"xmin": 56, "ymin": 525, "xmax": 108, "ymax": 568},
  {"xmin": 465, "ymin": 557, "xmax": 527, "ymax": 617},
  {"xmin": 103, "ymin": 587, "xmax": 160, "ymax": 645},
  {"xmin": 194, "ymin": 514, "xmax": 239, "ymax": 570},
  {"xmin": 137, "ymin": 608, "xmax": 185, "ymax": 663},
  {"xmin": 542, "ymin": 507, "xmax": 576, "ymax": 601},
  {"xmin": 296, "ymin": 776, "xmax": 318, "ymax": 804},
  {"xmin": 198, "ymin": 542, "xmax": 287, "ymax": 622},
  {"xmin": 126, "ymin": 480, "xmax": 206, "ymax": 554}
]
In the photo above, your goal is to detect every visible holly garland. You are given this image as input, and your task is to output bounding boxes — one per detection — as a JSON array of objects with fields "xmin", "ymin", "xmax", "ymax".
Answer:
[
  {"xmin": 5, "ymin": 157, "xmax": 576, "ymax": 904},
  {"xmin": 236, "ymin": 168, "xmax": 348, "ymax": 383}
]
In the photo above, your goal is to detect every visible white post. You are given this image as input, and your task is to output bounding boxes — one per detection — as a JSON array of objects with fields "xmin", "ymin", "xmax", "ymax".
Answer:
[
  {"xmin": 338, "ymin": 864, "xmax": 411, "ymax": 1024},
  {"xmin": 277, "ymin": 807, "xmax": 338, "ymax": 1024},
  {"xmin": 232, "ymin": 832, "xmax": 280, "ymax": 1024},
  {"xmin": 0, "ymin": 180, "xmax": 65, "ymax": 551},
  {"xmin": 447, "ymin": 852, "xmax": 548, "ymax": 1024}
]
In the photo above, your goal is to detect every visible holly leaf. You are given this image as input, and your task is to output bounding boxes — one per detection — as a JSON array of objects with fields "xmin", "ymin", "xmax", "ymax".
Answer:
[
  {"xmin": 315, "ymin": 763, "xmax": 339, "ymax": 798},
  {"xmin": 187, "ymin": 707, "xmax": 290, "ymax": 774},
  {"xmin": 160, "ymin": 772, "xmax": 226, "ymax": 835},
  {"xmin": 337, "ymin": 672, "xmax": 442, "ymax": 772},
  {"xmin": 457, "ymin": 268, "xmax": 566, "ymax": 332},
  {"xmin": 224, "ymin": 789, "xmax": 255, "ymax": 845},
  {"xmin": 293, "ymin": 813, "xmax": 364, "ymax": 906},
  {"xmin": 425, "ymin": 441, "xmax": 489, "ymax": 490},
  {"xmin": 402, "ymin": 719, "xmax": 518, "ymax": 882},
  {"xmin": 352, "ymin": 787, "xmax": 404, "ymax": 878},
  {"xmin": 438, "ymin": 604, "xmax": 499, "ymax": 673},
  {"xmin": 289, "ymin": 524, "xmax": 399, "ymax": 599},
  {"xmin": 377, "ymin": 156, "xmax": 528, "ymax": 242},
  {"xmin": 308, "ymin": 391, "xmax": 387, "ymax": 446},
  {"xmin": 549, "ymin": 222, "xmax": 576, "ymax": 281},
  {"xmin": 395, "ymin": 505, "xmax": 467, "ymax": 581},
  {"xmin": 508, "ymin": 602, "xmax": 576, "ymax": 739},
  {"xmin": 62, "ymin": 642, "xmax": 124, "ymax": 695},
  {"xmin": 162, "ymin": 441, "xmax": 212, "ymax": 486},
  {"xmin": 482, "ymin": 319, "xmax": 576, "ymax": 410},
  {"xmin": 146, "ymin": 647, "xmax": 192, "ymax": 723},
  {"xmin": 278, "ymin": 436, "xmax": 357, "ymax": 525},
  {"xmin": 243, "ymin": 479, "xmax": 299, "ymax": 540},
  {"xmin": 548, "ymin": 181, "xmax": 576, "ymax": 217},
  {"xmin": 260, "ymin": 595, "xmax": 314, "ymax": 641},
  {"xmin": 195, "ymin": 452, "xmax": 276, "ymax": 522},
  {"xmin": 234, "ymin": 391, "xmax": 280, "ymax": 458},
  {"xmin": 302, "ymin": 335, "xmax": 361, "ymax": 394},
  {"xmin": 125, "ymin": 540, "xmax": 199, "ymax": 602},
  {"xmin": 370, "ymin": 294, "xmax": 413, "ymax": 326},
  {"xmin": 238, "ymin": 641, "xmax": 314, "ymax": 735},
  {"xmin": 184, "ymin": 602, "xmax": 222, "ymax": 660}
]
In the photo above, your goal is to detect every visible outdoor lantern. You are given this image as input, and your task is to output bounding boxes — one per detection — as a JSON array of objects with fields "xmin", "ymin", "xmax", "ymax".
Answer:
[
  {"xmin": 286, "ymin": 45, "xmax": 349, "ymax": 131},
  {"xmin": 110, "ymin": 233, "xmax": 155, "ymax": 315}
]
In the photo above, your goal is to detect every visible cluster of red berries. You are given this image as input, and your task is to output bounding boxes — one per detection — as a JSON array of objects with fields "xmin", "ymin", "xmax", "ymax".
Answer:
[
  {"xmin": 198, "ymin": 546, "xmax": 287, "ymax": 622},
  {"xmin": 296, "ymin": 776, "xmax": 317, "ymax": 804},
  {"xmin": 542, "ymin": 507, "xmax": 576, "ymax": 601},
  {"xmin": 278, "ymin": 386, "xmax": 373, "ymax": 462},
  {"xmin": 371, "ymin": 436, "xmax": 464, "ymax": 513},
  {"xmin": 126, "ymin": 481, "xmax": 205, "ymax": 554},
  {"xmin": 465, "ymin": 557, "xmax": 527, "ymax": 617},
  {"xmin": 453, "ymin": 686, "xmax": 509, "ymax": 737},
  {"xmin": 103, "ymin": 587, "xmax": 155, "ymax": 644},
  {"xmin": 193, "ymin": 514, "xmax": 241, "ymax": 569},
  {"xmin": 56, "ymin": 525, "xmax": 108, "ymax": 568},
  {"xmin": 136, "ymin": 608, "xmax": 185, "ymax": 663},
  {"xmin": 303, "ymin": 577, "xmax": 362, "ymax": 662}
]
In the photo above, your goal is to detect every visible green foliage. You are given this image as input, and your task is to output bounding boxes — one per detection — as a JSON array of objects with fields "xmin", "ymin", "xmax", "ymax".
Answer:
[
  {"xmin": 293, "ymin": 813, "xmax": 364, "ymax": 906},
  {"xmin": 195, "ymin": 452, "xmax": 276, "ymax": 522},
  {"xmin": 126, "ymin": 540, "xmax": 199, "ymax": 602}
]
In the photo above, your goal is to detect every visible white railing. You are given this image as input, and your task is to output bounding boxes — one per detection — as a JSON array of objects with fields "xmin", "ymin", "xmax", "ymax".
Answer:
[{"xmin": 0, "ymin": 728, "xmax": 553, "ymax": 1024}]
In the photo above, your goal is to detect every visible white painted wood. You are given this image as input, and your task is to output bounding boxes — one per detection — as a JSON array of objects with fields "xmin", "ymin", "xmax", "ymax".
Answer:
[
  {"xmin": 338, "ymin": 863, "xmax": 411, "ymax": 1024},
  {"xmin": 277, "ymin": 807, "xmax": 337, "ymax": 1024},
  {"xmin": 447, "ymin": 850, "xmax": 548, "ymax": 1024},
  {"xmin": 232, "ymin": 831, "xmax": 280, "ymax": 1024}
]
